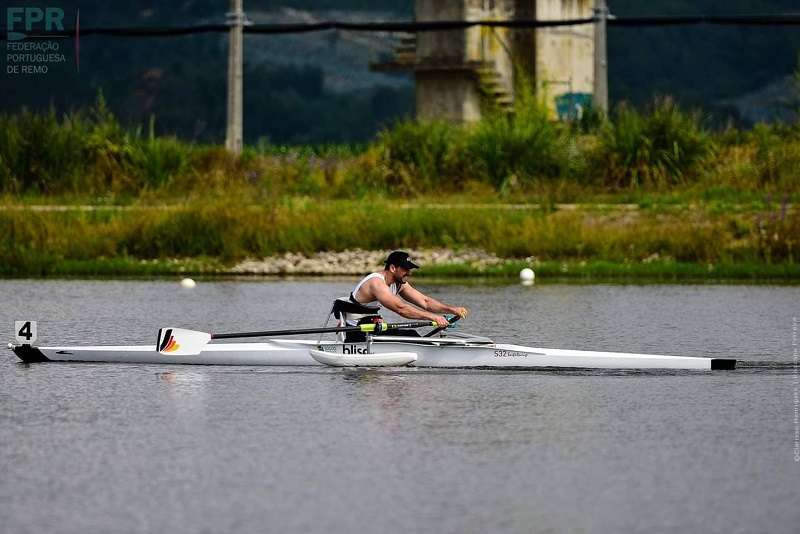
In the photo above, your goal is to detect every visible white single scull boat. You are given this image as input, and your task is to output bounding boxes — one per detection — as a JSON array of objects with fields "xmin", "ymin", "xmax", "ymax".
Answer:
[{"xmin": 9, "ymin": 329, "xmax": 736, "ymax": 370}]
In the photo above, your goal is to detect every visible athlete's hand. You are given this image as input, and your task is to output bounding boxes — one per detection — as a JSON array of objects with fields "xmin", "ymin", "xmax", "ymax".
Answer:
[
  {"xmin": 433, "ymin": 315, "xmax": 450, "ymax": 328},
  {"xmin": 452, "ymin": 307, "xmax": 469, "ymax": 319}
]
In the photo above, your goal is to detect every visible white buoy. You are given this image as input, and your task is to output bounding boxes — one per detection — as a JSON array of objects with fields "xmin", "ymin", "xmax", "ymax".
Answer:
[
  {"xmin": 519, "ymin": 268, "xmax": 535, "ymax": 283},
  {"xmin": 180, "ymin": 278, "xmax": 196, "ymax": 289}
]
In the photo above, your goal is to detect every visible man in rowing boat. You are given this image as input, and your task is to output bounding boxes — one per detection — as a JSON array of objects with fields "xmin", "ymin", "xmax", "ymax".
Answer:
[{"xmin": 346, "ymin": 250, "xmax": 469, "ymax": 334}]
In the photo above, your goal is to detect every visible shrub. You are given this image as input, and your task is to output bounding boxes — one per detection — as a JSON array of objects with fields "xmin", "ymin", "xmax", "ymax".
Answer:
[
  {"xmin": 129, "ymin": 117, "xmax": 190, "ymax": 189},
  {"xmin": 0, "ymin": 108, "xmax": 89, "ymax": 194},
  {"xmin": 460, "ymin": 94, "xmax": 572, "ymax": 190},
  {"xmin": 376, "ymin": 119, "xmax": 461, "ymax": 193},
  {"xmin": 749, "ymin": 123, "xmax": 800, "ymax": 186},
  {"xmin": 755, "ymin": 195, "xmax": 798, "ymax": 263},
  {"xmin": 593, "ymin": 98, "xmax": 714, "ymax": 188}
]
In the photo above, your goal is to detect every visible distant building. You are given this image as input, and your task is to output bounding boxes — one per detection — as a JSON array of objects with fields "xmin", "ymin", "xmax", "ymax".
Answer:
[{"xmin": 371, "ymin": 0, "xmax": 595, "ymax": 121}]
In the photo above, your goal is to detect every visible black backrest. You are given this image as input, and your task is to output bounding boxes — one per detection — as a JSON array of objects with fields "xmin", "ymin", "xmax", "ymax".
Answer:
[{"xmin": 332, "ymin": 298, "xmax": 380, "ymax": 320}]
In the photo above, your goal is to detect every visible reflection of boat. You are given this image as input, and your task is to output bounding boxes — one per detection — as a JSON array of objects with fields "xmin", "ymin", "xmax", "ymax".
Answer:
[{"xmin": 9, "ymin": 330, "xmax": 736, "ymax": 370}]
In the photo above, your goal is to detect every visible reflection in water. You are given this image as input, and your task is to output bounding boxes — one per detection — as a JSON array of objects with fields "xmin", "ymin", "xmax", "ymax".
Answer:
[
  {"xmin": 334, "ymin": 369, "xmax": 586, "ymax": 454},
  {"xmin": 158, "ymin": 371, "xmax": 178, "ymax": 384},
  {"xmin": 157, "ymin": 370, "xmax": 208, "ymax": 387},
  {"xmin": 156, "ymin": 370, "xmax": 208, "ymax": 420}
]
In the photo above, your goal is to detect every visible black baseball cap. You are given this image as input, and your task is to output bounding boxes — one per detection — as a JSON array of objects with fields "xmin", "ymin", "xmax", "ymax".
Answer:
[{"xmin": 385, "ymin": 250, "xmax": 420, "ymax": 270}]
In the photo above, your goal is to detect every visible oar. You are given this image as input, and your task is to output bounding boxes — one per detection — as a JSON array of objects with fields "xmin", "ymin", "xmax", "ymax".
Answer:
[{"xmin": 156, "ymin": 321, "xmax": 439, "ymax": 356}]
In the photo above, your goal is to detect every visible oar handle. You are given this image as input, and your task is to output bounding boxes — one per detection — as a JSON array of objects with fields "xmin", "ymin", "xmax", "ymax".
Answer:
[
  {"xmin": 210, "ymin": 321, "xmax": 437, "ymax": 340},
  {"xmin": 423, "ymin": 314, "xmax": 461, "ymax": 338}
]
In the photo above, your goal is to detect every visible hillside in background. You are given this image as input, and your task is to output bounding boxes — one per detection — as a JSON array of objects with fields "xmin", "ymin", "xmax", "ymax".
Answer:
[
  {"xmin": 2, "ymin": 0, "xmax": 799, "ymax": 143},
  {"xmin": 609, "ymin": 0, "xmax": 800, "ymax": 123}
]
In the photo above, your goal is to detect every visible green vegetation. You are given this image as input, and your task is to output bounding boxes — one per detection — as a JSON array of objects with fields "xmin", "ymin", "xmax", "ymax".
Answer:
[
  {"xmin": 0, "ymin": 198, "xmax": 797, "ymax": 278},
  {"xmin": 591, "ymin": 98, "xmax": 714, "ymax": 187},
  {"xmin": 421, "ymin": 260, "xmax": 800, "ymax": 282},
  {"xmin": 3, "ymin": 95, "xmax": 798, "ymax": 199},
  {"xmin": 0, "ymin": 94, "xmax": 798, "ymax": 279}
]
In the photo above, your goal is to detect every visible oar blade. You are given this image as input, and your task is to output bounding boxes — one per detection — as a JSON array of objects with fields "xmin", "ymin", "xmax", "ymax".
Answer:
[{"xmin": 157, "ymin": 327, "xmax": 211, "ymax": 356}]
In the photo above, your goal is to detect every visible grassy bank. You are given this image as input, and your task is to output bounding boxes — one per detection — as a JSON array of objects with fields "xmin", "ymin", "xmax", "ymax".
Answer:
[
  {"xmin": 2, "ymin": 256, "xmax": 799, "ymax": 282},
  {"xmin": 0, "ymin": 199, "xmax": 796, "ymax": 279}
]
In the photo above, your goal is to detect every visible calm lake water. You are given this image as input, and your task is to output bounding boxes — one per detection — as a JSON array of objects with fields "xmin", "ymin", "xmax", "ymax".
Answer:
[{"xmin": 1, "ymin": 279, "xmax": 798, "ymax": 533}]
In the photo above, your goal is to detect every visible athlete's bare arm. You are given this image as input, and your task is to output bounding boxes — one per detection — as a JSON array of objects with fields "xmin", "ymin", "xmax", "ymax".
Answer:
[
  {"xmin": 399, "ymin": 283, "xmax": 469, "ymax": 319},
  {"xmin": 363, "ymin": 278, "xmax": 449, "ymax": 326}
]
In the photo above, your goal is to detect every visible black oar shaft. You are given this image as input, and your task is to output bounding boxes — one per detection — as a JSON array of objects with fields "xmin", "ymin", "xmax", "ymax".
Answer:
[
  {"xmin": 210, "ymin": 321, "xmax": 435, "ymax": 340},
  {"xmin": 212, "ymin": 326, "xmax": 357, "ymax": 339}
]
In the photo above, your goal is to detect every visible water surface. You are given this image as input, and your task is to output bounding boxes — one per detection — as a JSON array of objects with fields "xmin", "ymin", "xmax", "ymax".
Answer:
[{"xmin": 1, "ymin": 280, "xmax": 797, "ymax": 533}]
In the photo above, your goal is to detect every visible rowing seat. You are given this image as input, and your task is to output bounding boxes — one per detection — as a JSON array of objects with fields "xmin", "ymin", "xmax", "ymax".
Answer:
[
  {"xmin": 329, "ymin": 298, "xmax": 425, "ymax": 341},
  {"xmin": 331, "ymin": 298, "xmax": 380, "ymax": 325},
  {"xmin": 330, "ymin": 298, "xmax": 380, "ymax": 342}
]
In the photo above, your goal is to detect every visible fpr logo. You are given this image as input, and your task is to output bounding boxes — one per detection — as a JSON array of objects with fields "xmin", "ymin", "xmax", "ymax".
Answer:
[
  {"xmin": 5, "ymin": 6, "xmax": 78, "ymax": 75},
  {"xmin": 6, "ymin": 7, "xmax": 64, "ymax": 40}
]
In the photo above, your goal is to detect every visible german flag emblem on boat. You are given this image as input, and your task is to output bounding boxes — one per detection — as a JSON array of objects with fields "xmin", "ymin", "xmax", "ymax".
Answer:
[{"xmin": 157, "ymin": 328, "xmax": 180, "ymax": 353}]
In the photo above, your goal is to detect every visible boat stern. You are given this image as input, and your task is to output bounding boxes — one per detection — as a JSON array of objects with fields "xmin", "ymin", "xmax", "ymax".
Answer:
[{"xmin": 711, "ymin": 358, "xmax": 736, "ymax": 370}]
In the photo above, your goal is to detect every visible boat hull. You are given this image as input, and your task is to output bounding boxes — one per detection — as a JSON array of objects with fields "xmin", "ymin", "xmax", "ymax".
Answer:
[{"xmin": 10, "ymin": 338, "xmax": 735, "ymax": 370}]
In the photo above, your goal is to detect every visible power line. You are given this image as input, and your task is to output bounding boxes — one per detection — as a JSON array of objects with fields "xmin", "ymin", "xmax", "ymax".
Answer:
[
  {"xmin": 610, "ymin": 14, "xmax": 800, "ymax": 27},
  {"xmin": 3, "ymin": 14, "xmax": 800, "ymax": 40}
]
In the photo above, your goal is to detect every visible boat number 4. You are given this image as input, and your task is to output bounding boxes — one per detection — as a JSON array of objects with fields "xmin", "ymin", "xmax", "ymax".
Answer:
[{"xmin": 15, "ymin": 321, "xmax": 37, "ymax": 344}]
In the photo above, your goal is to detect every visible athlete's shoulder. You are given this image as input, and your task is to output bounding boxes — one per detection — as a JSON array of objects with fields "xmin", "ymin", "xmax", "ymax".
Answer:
[{"xmin": 365, "ymin": 273, "xmax": 388, "ymax": 287}]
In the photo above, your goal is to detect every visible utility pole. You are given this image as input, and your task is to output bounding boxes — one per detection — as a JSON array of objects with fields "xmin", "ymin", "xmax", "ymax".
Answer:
[
  {"xmin": 592, "ymin": 0, "xmax": 609, "ymax": 113},
  {"xmin": 225, "ymin": 0, "xmax": 244, "ymax": 154},
  {"xmin": 511, "ymin": 0, "xmax": 536, "ymax": 90}
]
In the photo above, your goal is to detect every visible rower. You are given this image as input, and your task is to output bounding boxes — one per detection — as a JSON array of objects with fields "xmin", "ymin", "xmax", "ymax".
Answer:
[{"xmin": 338, "ymin": 250, "xmax": 469, "ymax": 341}]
